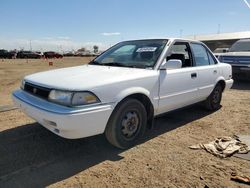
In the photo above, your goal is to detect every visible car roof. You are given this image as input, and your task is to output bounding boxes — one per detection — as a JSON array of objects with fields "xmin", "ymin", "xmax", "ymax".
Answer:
[
  {"xmin": 122, "ymin": 38, "xmax": 202, "ymax": 44},
  {"xmin": 237, "ymin": 39, "xmax": 250, "ymax": 42}
]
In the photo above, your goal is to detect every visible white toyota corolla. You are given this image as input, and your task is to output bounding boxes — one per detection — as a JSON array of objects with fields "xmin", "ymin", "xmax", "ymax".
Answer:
[{"xmin": 12, "ymin": 38, "xmax": 233, "ymax": 148}]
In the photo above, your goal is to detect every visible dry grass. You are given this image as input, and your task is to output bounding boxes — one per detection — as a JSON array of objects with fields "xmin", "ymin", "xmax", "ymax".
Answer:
[{"xmin": 0, "ymin": 57, "xmax": 92, "ymax": 105}]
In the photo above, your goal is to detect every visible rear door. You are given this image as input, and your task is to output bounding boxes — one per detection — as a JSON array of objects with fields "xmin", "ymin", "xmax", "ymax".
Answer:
[{"xmin": 190, "ymin": 43, "xmax": 220, "ymax": 100}]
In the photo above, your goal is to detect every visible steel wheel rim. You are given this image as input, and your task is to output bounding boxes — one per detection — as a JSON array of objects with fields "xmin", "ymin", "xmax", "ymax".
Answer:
[
  {"xmin": 213, "ymin": 87, "xmax": 221, "ymax": 104},
  {"xmin": 121, "ymin": 111, "xmax": 140, "ymax": 140}
]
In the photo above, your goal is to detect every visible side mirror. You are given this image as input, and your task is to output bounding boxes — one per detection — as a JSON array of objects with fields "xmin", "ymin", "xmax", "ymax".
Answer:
[{"xmin": 160, "ymin": 59, "xmax": 182, "ymax": 70}]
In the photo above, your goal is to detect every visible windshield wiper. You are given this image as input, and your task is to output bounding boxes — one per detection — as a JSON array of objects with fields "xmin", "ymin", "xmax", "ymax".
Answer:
[
  {"xmin": 89, "ymin": 61, "xmax": 152, "ymax": 69},
  {"xmin": 100, "ymin": 62, "xmax": 126, "ymax": 67},
  {"xmin": 128, "ymin": 64, "xmax": 153, "ymax": 69},
  {"xmin": 104, "ymin": 62, "xmax": 151, "ymax": 68},
  {"xmin": 89, "ymin": 61, "xmax": 135, "ymax": 68},
  {"xmin": 89, "ymin": 60, "xmax": 99, "ymax": 65}
]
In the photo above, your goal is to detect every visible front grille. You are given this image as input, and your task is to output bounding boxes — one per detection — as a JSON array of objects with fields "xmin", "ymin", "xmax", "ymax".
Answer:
[
  {"xmin": 24, "ymin": 82, "xmax": 51, "ymax": 99},
  {"xmin": 220, "ymin": 55, "xmax": 250, "ymax": 65}
]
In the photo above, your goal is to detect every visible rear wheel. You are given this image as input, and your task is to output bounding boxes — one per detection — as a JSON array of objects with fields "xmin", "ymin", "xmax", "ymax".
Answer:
[
  {"xmin": 204, "ymin": 84, "xmax": 222, "ymax": 111},
  {"xmin": 105, "ymin": 99, "xmax": 147, "ymax": 149}
]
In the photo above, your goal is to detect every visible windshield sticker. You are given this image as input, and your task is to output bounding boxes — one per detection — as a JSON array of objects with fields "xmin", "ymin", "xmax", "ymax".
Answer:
[{"xmin": 136, "ymin": 47, "xmax": 157, "ymax": 52}]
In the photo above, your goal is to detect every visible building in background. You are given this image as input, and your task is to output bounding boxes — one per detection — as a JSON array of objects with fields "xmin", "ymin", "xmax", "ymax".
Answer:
[{"xmin": 186, "ymin": 31, "xmax": 250, "ymax": 51}]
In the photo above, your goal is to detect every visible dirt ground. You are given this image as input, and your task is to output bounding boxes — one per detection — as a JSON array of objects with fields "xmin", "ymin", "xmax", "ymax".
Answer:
[
  {"xmin": 0, "ymin": 57, "xmax": 93, "ymax": 105},
  {"xmin": 0, "ymin": 58, "xmax": 250, "ymax": 188}
]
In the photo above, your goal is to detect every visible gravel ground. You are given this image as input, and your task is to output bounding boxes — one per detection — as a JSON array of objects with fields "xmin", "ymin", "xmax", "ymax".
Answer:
[{"xmin": 0, "ymin": 58, "xmax": 249, "ymax": 188}]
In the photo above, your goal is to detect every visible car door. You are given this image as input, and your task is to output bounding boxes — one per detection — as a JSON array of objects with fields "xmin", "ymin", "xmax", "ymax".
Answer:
[
  {"xmin": 157, "ymin": 42, "xmax": 200, "ymax": 114},
  {"xmin": 190, "ymin": 43, "xmax": 220, "ymax": 100}
]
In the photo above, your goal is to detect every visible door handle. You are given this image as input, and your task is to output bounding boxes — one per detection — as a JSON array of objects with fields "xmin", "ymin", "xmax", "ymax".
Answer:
[
  {"xmin": 213, "ymin": 70, "xmax": 217, "ymax": 74},
  {"xmin": 191, "ymin": 73, "xmax": 197, "ymax": 79}
]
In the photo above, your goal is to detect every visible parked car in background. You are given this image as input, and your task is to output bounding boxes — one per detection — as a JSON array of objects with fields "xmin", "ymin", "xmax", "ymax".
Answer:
[
  {"xmin": 217, "ymin": 39, "xmax": 250, "ymax": 80},
  {"xmin": 9, "ymin": 50, "xmax": 17, "ymax": 59},
  {"xmin": 213, "ymin": 48, "xmax": 229, "ymax": 57},
  {"xmin": 13, "ymin": 38, "xmax": 233, "ymax": 149},
  {"xmin": 0, "ymin": 49, "xmax": 16, "ymax": 59},
  {"xmin": 44, "ymin": 51, "xmax": 63, "ymax": 58},
  {"xmin": 63, "ymin": 51, "xmax": 75, "ymax": 57},
  {"xmin": 75, "ymin": 51, "xmax": 96, "ymax": 57},
  {"xmin": 17, "ymin": 51, "xmax": 42, "ymax": 59},
  {"xmin": 75, "ymin": 51, "xmax": 89, "ymax": 57},
  {"xmin": 35, "ymin": 51, "xmax": 44, "ymax": 58}
]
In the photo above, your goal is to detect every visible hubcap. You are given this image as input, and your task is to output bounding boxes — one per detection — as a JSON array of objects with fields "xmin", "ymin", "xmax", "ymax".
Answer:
[{"xmin": 121, "ymin": 111, "xmax": 139, "ymax": 139}]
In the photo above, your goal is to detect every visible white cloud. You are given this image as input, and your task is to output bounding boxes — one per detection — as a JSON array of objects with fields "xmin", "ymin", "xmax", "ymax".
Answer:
[
  {"xmin": 101, "ymin": 32, "xmax": 121, "ymax": 36},
  {"xmin": 57, "ymin": 36, "xmax": 71, "ymax": 40},
  {"xmin": 41, "ymin": 37, "xmax": 53, "ymax": 40},
  {"xmin": 242, "ymin": 0, "xmax": 250, "ymax": 9},
  {"xmin": 0, "ymin": 37, "xmax": 109, "ymax": 52},
  {"xmin": 41, "ymin": 36, "xmax": 71, "ymax": 40}
]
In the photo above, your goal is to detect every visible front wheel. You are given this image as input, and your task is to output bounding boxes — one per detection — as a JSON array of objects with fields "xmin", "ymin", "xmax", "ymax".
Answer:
[
  {"xmin": 105, "ymin": 99, "xmax": 147, "ymax": 149},
  {"xmin": 204, "ymin": 84, "xmax": 223, "ymax": 111}
]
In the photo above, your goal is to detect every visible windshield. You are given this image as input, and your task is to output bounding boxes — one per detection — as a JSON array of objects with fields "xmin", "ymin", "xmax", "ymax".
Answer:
[
  {"xmin": 229, "ymin": 40, "xmax": 250, "ymax": 52},
  {"xmin": 89, "ymin": 39, "xmax": 168, "ymax": 69}
]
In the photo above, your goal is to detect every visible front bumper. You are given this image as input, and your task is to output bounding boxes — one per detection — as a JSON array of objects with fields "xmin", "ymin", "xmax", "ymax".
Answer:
[
  {"xmin": 232, "ymin": 66, "xmax": 250, "ymax": 80},
  {"xmin": 12, "ymin": 90, "xmax": 114, "ymax": 139}
]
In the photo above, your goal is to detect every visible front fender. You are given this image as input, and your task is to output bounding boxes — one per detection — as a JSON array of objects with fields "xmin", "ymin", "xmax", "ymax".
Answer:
[{"xmin": 114, "ymin": 87, "xmax": 151, "ymax": 104}]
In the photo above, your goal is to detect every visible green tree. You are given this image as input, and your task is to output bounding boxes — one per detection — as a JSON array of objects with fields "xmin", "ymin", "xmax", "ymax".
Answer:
[
  {"xmin": 93, "ymin": 45, "xmax": 99, "ymax": 53},
  {"xmin": 77, "ymin": 47, "xmax": 86, "ymax": 52}
]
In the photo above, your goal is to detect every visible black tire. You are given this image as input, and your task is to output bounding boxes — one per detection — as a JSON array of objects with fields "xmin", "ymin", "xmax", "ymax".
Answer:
[
  {"xmin": 105, "ymin": 98, "xmax": 147, "ymax": 149},
  {"xmin": 205, "ymin": 84, "xmax": 223, "ymax": 111}
]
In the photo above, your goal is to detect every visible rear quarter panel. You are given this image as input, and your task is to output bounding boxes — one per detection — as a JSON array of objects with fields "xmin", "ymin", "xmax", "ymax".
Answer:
[{"xmin": 218, "ymin": 62, "xmax": 232, "ymax": 81}]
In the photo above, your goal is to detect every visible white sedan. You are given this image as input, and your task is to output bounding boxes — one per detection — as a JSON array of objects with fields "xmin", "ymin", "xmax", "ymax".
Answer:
[{"xmin": 12, "ymin": 38, "xmax": 233, "ymax": 149}]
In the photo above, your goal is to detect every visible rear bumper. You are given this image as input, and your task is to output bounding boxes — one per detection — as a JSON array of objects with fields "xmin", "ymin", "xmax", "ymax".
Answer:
[
  {"xmin": 225, "ymin": 79, "xmax": 234, "ymax": 90},
  {"xmin": 12, "ymin": 90, "xmax": 114, "ymax": 139}
]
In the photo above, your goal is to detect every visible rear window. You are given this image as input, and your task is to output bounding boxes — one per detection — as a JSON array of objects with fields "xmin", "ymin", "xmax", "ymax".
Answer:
[{"xmin": 229, "ymin": 40, "xmax": 250, "ymax": 52}]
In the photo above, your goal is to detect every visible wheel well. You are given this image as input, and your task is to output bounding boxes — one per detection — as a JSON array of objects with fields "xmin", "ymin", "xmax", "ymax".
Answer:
[
  {"xmin": 217, "ymin": 80, "xmax": 226, "ymax": 91},
  {"xmin": 120, "ymin": 93, "xmax": 154, "ymax": 128}
]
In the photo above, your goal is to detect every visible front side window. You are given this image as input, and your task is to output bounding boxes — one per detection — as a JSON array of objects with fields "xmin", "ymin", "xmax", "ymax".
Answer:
[
  {"xmin": 190, "ymin": 43, "xmax": 210, "ymax": 66},
  {"xmin": 90, "ymin": 40, "xmax": 168, "ymax": 69},
  {"xmin": 167, "ymin": 42, "xmax": 193, "ymax": 68}
]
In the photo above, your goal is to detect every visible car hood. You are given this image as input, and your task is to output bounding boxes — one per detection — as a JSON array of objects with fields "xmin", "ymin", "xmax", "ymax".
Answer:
[
  {"xmin": 24, "ymin": 65, "xmax": 156, "ymax": 90},
  {"xmin": 219, "ymin": 52, "xmax": 250, "ymax": 57}
]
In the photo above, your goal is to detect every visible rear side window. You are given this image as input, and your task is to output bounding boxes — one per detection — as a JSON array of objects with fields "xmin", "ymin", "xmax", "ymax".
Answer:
[
  {"xmin": 190, "ymin": 43, "xmax": 210, "ymax": 66},
  {"xmin": 207, "ymin": 52, "xmax": 216, "ymax": 65}
]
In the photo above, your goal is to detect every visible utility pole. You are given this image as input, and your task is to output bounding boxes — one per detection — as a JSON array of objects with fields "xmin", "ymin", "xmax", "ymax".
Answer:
[
  {"xmin": 217, "ymin": 24, "xmax": 221, "ymax": 34},
  {"xmin": 180, "ymin": 29, "xmax": 183, "ymax": 38},
  {"xmin": 29, "ymin": 40, "xmax": 32, "ymax": 51}
]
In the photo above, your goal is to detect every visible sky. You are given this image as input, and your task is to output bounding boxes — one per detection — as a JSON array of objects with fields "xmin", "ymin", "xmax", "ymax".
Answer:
[{"xmin": 0, "ymin": 0, "xmax": 250, "ymax": 52}]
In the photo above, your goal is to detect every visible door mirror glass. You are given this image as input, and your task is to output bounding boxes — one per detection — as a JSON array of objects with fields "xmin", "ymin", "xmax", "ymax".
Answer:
[{"xmin": 160, "ymin": 59, "xmax": 182, "ymax": 70}]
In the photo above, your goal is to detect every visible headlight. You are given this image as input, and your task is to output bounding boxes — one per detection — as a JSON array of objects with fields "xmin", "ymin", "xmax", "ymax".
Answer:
[
  {"xmin": 48, "ymin": 90, "xmax": 100, "ymax": 107},
  {"xmin": 72, "ymin": 92, "xmax": 100, "ymax": 106},
  {"xmin": 20, "ymin": 80, "xmax": 25, "ymax": 90},
  {"xmin": 49, "ymin": 90, "xmax": 73, "ymax": 106}
]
